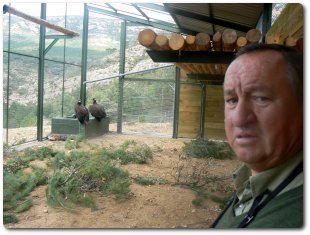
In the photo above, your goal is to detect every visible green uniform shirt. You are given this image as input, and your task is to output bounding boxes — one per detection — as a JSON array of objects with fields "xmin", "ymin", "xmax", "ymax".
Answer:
[
  {"xmin": 212, "ymin": 151, "xmax": 303, "ymax": 228},
  {"xmin": 234, "ymin": 151, "xmax": 303, "ymax": 216}
]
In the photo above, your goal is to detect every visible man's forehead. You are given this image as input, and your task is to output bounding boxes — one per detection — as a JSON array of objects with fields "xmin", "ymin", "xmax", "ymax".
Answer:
[{"xmin": 224, "ymin": 84, "xmax": 272, "ymax": 94}]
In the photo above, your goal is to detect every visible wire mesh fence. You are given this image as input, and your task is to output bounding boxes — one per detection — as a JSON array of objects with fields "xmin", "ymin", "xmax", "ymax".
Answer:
[{"xmin": 85, "ymin": 65, "xmax": 176, "ymax": 137}]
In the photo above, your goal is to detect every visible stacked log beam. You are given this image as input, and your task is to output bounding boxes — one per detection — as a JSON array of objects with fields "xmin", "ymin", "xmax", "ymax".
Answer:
[
  {"xmin": 138, "ymin": 28, "xmax": 303, "ymax": 76},
  {"xmin": 155, "ymin": 34, "xmax": 170, "ymax": 50}
]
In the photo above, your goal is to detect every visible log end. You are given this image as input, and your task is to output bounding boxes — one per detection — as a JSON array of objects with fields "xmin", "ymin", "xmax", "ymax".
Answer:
[
  {"xmin": 237, "ymin": 36, "xmax": 247, "ymax": 50},
  {"xmin": 222, "ymin": 29, "xmax": 237, "ymax": 44},
  {"xmin": 169, "ymin": 34, "xmax": 185, "ymax": 50},
  {"xmin": 138, "ymin": 28, "xmax": 157, "ymax": 47},
  {"xmin": 246, "ymin": 28, "xmax": 262, "ymax": 43}
]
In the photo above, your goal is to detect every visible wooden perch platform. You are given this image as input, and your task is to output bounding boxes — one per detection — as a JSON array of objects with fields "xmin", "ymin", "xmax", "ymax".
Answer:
[
  {"xmin": 3, "ymin": 4, "xmax": 80, "ymax": 37},
  {"xmin": 139, "ymin": 26, "xmax": 302, "ymax": 76},
  {"xmin": 146, "ymin": 50, "xmax": 234, "ymax": 64}
]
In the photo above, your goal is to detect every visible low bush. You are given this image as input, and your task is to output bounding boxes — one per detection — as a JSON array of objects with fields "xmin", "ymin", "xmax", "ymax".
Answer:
[{"xmin": 183, "ymin": 138, "xmax": 234, "ymax": 160}]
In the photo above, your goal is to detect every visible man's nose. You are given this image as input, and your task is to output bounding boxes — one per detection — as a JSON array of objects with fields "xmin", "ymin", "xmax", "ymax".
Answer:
[{"xmin": 231, "ymin": 100, "xmax": 256, "ymax": 127}]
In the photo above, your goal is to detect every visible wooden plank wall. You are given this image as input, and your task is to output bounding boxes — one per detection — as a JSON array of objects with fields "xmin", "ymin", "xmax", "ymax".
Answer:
[
  {"xmin": 204, "ymin": 85, "xmax": 226, "ymax": 140},
  {"xmin": 178, "ymin": 70, "xmax": 226, "ymax": 140},
  {"xmin": 266, "ymin": 3, "xmax": 303, "ymax": 45},
  {"xmin": 178, "ymin": 70, "xmax": 201, "ymax": 138}
]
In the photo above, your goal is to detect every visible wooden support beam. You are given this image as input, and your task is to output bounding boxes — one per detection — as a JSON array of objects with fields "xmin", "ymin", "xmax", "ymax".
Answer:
[{"xmin": 3, "ymin": 4, "xmax": 80, "ymax": 36}]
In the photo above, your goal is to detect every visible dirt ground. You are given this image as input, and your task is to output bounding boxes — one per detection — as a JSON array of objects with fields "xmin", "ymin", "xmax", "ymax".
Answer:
[{"xmin": 4, "ymin": 130, "xmax": 241, "ymax": 229}]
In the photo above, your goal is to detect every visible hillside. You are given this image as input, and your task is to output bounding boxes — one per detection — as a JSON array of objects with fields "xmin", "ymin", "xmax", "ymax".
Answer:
[{"xmin": 3, "ymin": 15, "xmax": 170, "ymax": 106}]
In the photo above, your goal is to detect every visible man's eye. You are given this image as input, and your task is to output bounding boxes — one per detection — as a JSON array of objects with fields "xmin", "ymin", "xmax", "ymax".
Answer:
[
  {"xmin": 225, "ymin": 98, "xmax": 238, "ymax": 106},
  {"xmin": 253, "ymin": 96, "xmax": 269, "ymax": 104}
]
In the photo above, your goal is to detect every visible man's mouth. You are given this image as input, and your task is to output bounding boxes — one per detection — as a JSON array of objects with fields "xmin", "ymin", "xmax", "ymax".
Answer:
[{"xmin": 235, "ymin": 133, "xmax": 257, "ymax": 145}]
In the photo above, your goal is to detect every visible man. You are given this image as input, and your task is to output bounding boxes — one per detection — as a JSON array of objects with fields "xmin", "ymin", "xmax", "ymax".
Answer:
[{"xmin": 211, "ymin": 44, "xmax": 303, "ymax": 228}]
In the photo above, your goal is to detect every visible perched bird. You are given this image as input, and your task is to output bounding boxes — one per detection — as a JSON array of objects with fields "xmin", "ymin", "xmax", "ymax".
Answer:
[
  {"xmin": 74, "ymin": 100, "xmax": 89, "ymax": 125},
  {"xmin": 89, "ymin": 98, "xmax": 107, "ymax": 122}
]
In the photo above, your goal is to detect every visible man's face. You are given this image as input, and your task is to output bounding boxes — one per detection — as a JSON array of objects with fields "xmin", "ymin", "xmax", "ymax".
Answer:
[{"xmin": 223, "ymin": 50, "xmax": 303, "ymax": 174}]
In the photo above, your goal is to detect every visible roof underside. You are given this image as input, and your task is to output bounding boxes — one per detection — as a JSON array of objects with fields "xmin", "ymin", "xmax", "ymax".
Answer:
[
  {"xmin": 87, "ymin": 3, "xmax": 265, "ymax": 36},
  {"xmin": 164, "ymin": 3, "xmax": 265, "ymax": 36}
]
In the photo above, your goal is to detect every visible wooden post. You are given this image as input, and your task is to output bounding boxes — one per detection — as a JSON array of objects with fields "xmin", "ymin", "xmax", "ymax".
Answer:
[{"xmin": 3, "ymin": 4, "xmax": 79, "ymax": 36}]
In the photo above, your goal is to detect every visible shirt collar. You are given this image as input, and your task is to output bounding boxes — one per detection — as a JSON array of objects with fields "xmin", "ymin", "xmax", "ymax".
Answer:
[{"xmin": 233, "ymin": 151, "xmax": 303, "ymax": 200}]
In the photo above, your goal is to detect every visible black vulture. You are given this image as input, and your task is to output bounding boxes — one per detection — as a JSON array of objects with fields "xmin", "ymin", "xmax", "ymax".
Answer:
[
  {"xmin": 74, "ymin": 100, "xmax": 89, "ymax": 125},
  {"xmin": 89, "ymin": 98, "xmax": 107, "ymax": 122}
]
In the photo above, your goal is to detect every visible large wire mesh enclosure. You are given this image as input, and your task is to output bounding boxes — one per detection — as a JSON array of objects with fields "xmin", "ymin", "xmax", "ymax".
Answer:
[
  {"xmin": 3, "ymin": 3, "xmax": 287, "ymax": 146},
  {"xmin": 85, "ymin": 65, "xmax": 175, "ymax": 137},
  {"xmin": 3, "ymin": 3, "xmax": 176, "ymax": 146}
]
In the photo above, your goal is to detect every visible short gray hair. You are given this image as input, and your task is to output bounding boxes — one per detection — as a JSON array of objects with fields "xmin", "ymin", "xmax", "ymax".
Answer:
[{"xmin": 235, "ymin": 43, "xmax": 303, "ymax": 101}]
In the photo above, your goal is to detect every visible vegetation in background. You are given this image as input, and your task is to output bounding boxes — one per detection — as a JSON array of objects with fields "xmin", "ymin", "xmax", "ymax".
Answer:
[
  {"xmin": 134, "ymin": 175, "xmax": 167, "ymax": 186},
  {"xmin": 64, "ymin": 135, "xmax": 84, "ymax": 150},
  {"xmin": 3, "ymin": 146, "xmax": 52, "ymax": 224},
  {"xmin": 3, "ymin": 140, "xmax": 155, "ymax": 224},
  {"xmin": 100, "ymin": 140, "xmax": 153, "ymax": 165},
  {"xmin": 3, "ymin": 139, "xmax": 235, "ymax": 226},
  {"xmin": 183, "ymin": 138, "xmax": 234, "ymax": 160},
  {"xmin": 176, "ymin": 139, "xmax": 235, "ymax": 207}
]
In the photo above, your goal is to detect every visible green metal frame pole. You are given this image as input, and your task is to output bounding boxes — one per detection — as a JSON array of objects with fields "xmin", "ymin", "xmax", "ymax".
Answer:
[
  {"xmin": 117, "ymin": 20, "xmax": 127, "ymax": 134},
  {"xmin": 172, "ymin": 66, "xmax": 180, "ymax": 138},
  {"xmin": 5, "ymin": 4, "xmax": 12, "ymax": 144},
  {"xmin": 37, "ymin": 3, "xmax": 46, "ymax": 141},
  {"xmin": 199, "ymin": 83, "xmax": 207, "ymax": 138},
  {"xmin": 262, "ymin": 3, "xmax": 272, "ymax": 43},
  {"xmin": 81, "ymin": 3, "xmax": 89, "ymax": 105},
  {"xmin": 62, "ymin": 3, "xmax": 68, "ymax": 116}
]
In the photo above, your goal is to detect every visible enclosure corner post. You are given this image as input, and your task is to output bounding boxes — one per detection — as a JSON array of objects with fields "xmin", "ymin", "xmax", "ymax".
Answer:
[
  {"xmin": 262, "ymin": 3, "xmax": 272, "ymax": 43},
  {"xmin": 199, "ymin": 83, "xmax": 207, "ymax": 138},
  {"xmin": 81, "ymin": 3, "xmax": 89, "ymax": 104},
  {"xmin": 172, "ymin": 66, "xmax": 180, "ymax": 138},
  {"xmin": 37, "ymin": 3, "xmax": 46, "ymax": 141},
  {"xmin": 117, "ymin": 20, "xmax": 127, "ymax": 134}
]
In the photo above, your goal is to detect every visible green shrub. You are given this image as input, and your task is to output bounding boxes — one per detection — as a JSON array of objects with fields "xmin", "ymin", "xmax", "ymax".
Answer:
[
  {"xmin": 102, "ymin": 140, "xmax": 153, "ymax": 164},
  {"xmin": 4, "ymin": 156, "xmax": 30, "ymax": 174},
  {"xmin": 23, "ymin": 146, "xmax": 56, "ymax": 161},
  {"xmin": 3, "ymin": 213, "xmax": 19, "ymax": 224},
  {"xmin": 183, "ymin": 138, "xmax": 234, "ymax": 159},
  {"xmin": 64, "ymin": 135, "xmax": 84, "ymax": 150},
  {"xmin": 135, "ymin": 176, "xmax": 167, "ymax": 186},
  {"xmin": 15, "ymin": 197, "xmax": 33, "ymax": 213},
  {"xmin": 46, "ymin": 149, "xmax": 131, "ymax": 210}
]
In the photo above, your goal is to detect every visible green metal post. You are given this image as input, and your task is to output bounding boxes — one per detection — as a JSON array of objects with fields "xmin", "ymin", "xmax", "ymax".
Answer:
[
  {"xmin": 5, "ymin": 4, "xmax": 12, "ymax": 144},
  {"xmin": 117, "ymin": 21, "xmax": 127, "ymax": 134},
  {"xmin": 199, "ymin": 83, "xmax": 207, "ymax": 138},
  {"xmin": 81, "ymin": 3, "xmax": 89, "ymax": 105},
  {"xmin": 62, "ymin": 3, "xmax": 68, "ymax": 116},
  {"xmin": 172, "ymin": 66, "xmax": 180, "ymax": 138},
  {"xmin": 37, "ymin": 3, "xmax": 46, "ymax": 141},
  {"xmin": 262, "ymin": 3, "xmax": 272, "ymax": 43}
]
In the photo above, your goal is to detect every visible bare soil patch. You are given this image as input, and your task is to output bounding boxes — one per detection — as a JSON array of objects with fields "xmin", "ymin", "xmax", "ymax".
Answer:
[{"xmin": 4, "ymin": 131, "xmax": 241, "ymax": 229}]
